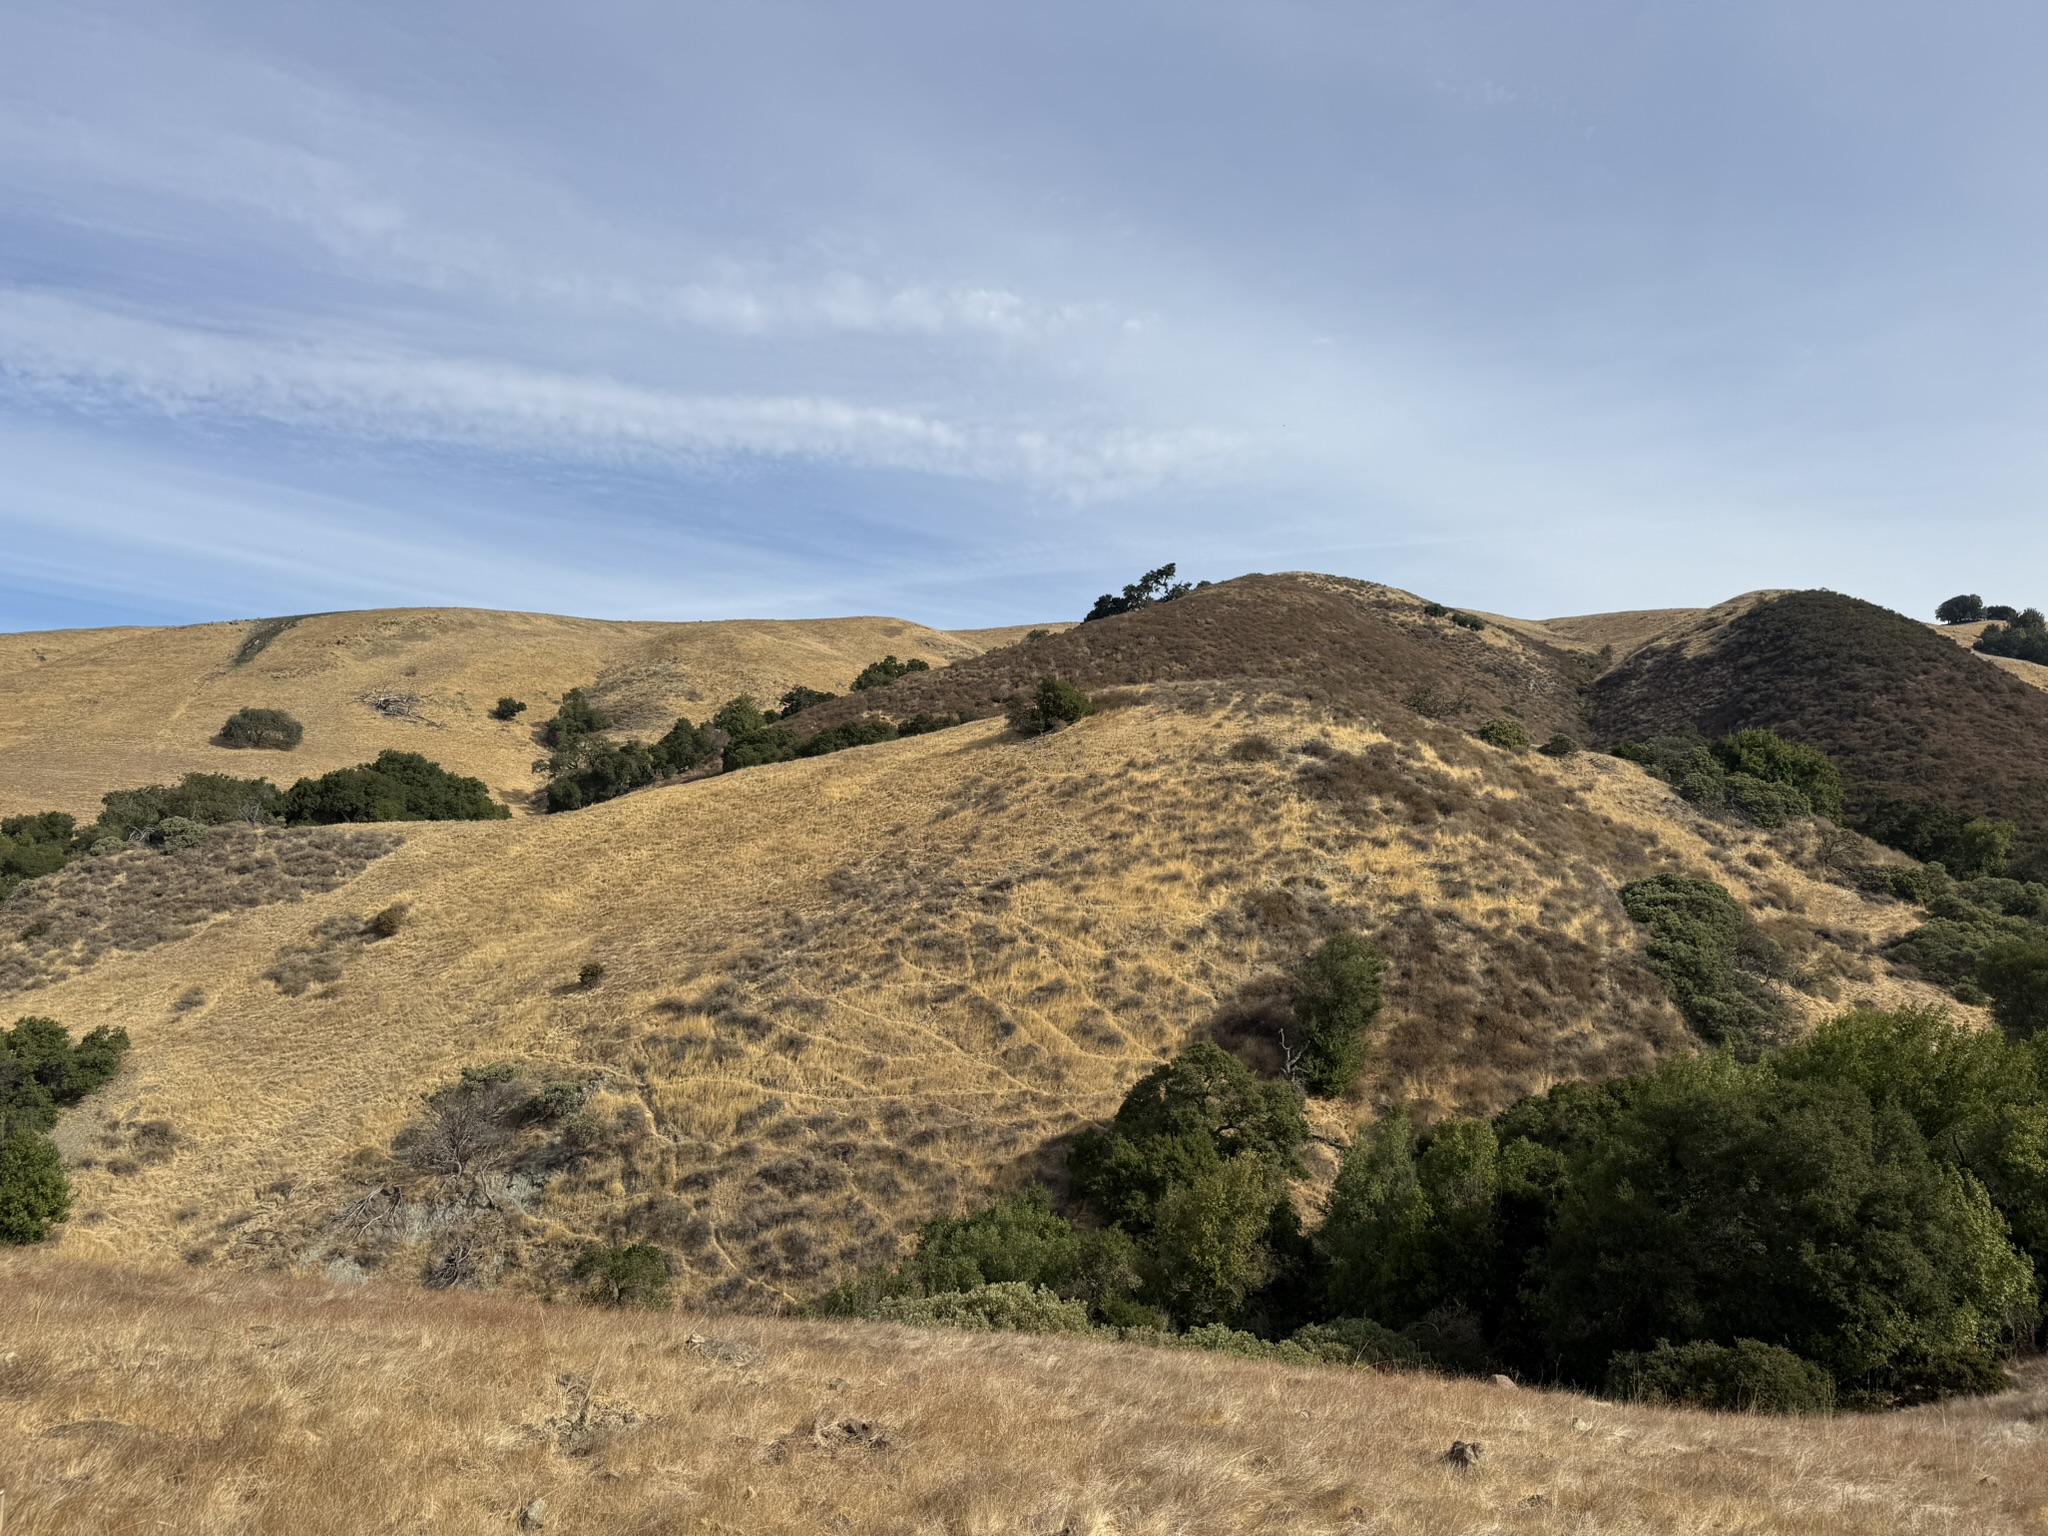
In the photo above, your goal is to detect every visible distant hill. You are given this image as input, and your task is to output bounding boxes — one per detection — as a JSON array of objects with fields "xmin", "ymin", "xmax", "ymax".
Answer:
[
  {"xmin": 0, "ymin": 608, "xmax": 1048, "ymax": 820},
  {"xmin": 1590, "ymin": 590, "xmax": 2048, "ymax": 874},
  {"xmin": 792, "ymin": 573, "xmax": 1593, "ymax": 743}
]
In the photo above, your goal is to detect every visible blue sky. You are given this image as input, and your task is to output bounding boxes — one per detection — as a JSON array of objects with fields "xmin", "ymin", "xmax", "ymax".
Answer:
[{"xmin": 3, "ymin": 2, "xmax": 2043, "ymax": 632}]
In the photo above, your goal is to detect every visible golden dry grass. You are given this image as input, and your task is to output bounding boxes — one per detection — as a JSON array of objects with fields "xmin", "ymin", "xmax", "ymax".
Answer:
[
  {"xmin": 2, "ymin": 1250, "xmax": 2046, "ymax": 1536},
  {"xmin": 0, "ymin": 608, "xmax": 1038, "ymax": 820},
  {"xmin": 9, "ymin": 693, "xmax": 1962, "ymax": 1308}
]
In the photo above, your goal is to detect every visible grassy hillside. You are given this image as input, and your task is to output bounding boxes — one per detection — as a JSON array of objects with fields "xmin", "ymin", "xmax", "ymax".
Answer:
[
  {"xmin": 7, "ymin": 687, "xmax": 1956, "ymax": 1308},
  {"xmin": 1591, "ymin": 590, "xmax": 2048, "ymax": 871},
  {"xmin": 0, "ymin": 608, "xmax": 1048, "ymax": 821},
  {"xmin": 3, "ymin": 1251, "xmax": 2044, "ymax": 1536}
]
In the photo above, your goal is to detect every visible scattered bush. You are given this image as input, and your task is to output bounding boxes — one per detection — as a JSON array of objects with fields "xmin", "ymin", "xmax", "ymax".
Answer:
[
  {"xmin": 1450, "ymin": 611, "xmax": 1485, "ymax": 631},
  {"xmin": 366, "ymin": 903, "xmax": 408, "ymax": 939},
  {"xmin": 1619, "ymin": 874, "xmax": 1787, "ymax": 1050},
  {"xmin": 878, "ymin": 1282, "xmax": 1094, "ymax": 1334},
  {"xmin": 489, "ymin": 698, "xmax": 527, "ymax": 721},
  {"xmin": 1977, "ymin": 611, "xmax": 2048, "ymax": 665},
  {"xmin": 543, "ymin": 738, "xmax": 659, "ymax": 812},
  {"xmin": 1617, "ymin": 729, "xmax": 1843, "ymax": 829},
  {"xmin": 579, "ymin": 963, "xmax": 606, "ymax": 989},
  {"xmin": 799, "ymin": 718, "xmax": 899, "ymax": 757},
  {"xmin": 850, "ymin": 655, "xmax": 931, "ymax": 691},
  {"xmin": 1421, "ymin": 601, "xmax": 1450, "ymax": 618},
  {"xmin": 151, "ymin": 817, "xmax": 211, "ymax": 853},
  {"xmin": 540, "ymin": 688, "xmax": 611, "ymax": 749},
  {"xmin": 1475, "ymin": 718, "xmax": 1529, "ymax": 753},
  {"xmin": 571, "ymin": 1242, "xmax": 672, "ymax": 1308},
  {"xmin": 1860, "ymin": 798, "xmax": 2017, "ymax": 877},
  {"xmin": 897, "ymin": 712, "xmax": 964, "ymax": 737},
  {"xmin": 1008, "ymin": 677, "xmax": 1095, "ymax": 737},
  {"xmin": 0, "ymin": 1133, "xmax": 69, "ymax": 1245},
  {"xmin": 0, "ymin": 813, "xmax": 84, "ymax": 899},
  {"xmin": 777, "ymin": 685, "xmax": 836, "ymax": 716},
  {"xmin": 1606, "ymin": 1340, "xmax": 1837, "ymax": 1413},
  {"xmin": 282, "ymin": 752, "xmax": 509, "ymax": 824},
  {"xmin": 713, "ymin": 697, "xmax": 797, "ymax": 770},
  {"xmin": 1283, "ymin": 933, "xmax": 1386, "ymax": 1096},
  {"xmin": 1085, "ymin": 563, "xmax": 1193, "ymax": 622},
  {"xmin": 217, "ymin": 707, "xmax": 303, "ymax": 751},
  {"xmin": 97, "ymin": 774, "xmax": 281, "ymax": 840},
  {"xmin": 1538, "ymin": 733, "xmax": 1581, "ymax": 757},
  {"xmin": 1936, "ymin": 594, "xmax": 1987, "ymax": 625},
  {"xmin": 1, "ymin": 1016, "xmax": 129, "ymax": 1245},
  {"xmin": 1026, "ymin": 628, "xmax": 1053, "ymax": 642}
]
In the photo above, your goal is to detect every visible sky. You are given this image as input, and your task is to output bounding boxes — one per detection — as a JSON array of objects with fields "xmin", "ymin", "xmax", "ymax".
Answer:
[{"xmin": 3, "ymin": 1, "xmax": 2044, "ymax": 632}]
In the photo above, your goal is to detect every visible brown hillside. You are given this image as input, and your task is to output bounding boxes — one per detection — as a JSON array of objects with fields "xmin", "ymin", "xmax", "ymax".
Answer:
[
  {"xmin": 5, "ymin": 1251, "xmax": 2044, "ymax": 1536},
  {"xmin": 0, "ymin": 608, "xmax": 1031, "ymax": 821},
  {"xmin": 791, "ymin": 573, "xmax": 1595, "ymax": 744},
  {"xmin": 1591, "ymin": 589, "xmax": 2048, "ymax": 869},
  {"xmin": 9, "ymin": 693, "xmax": 1956, "ymax": 1310}
]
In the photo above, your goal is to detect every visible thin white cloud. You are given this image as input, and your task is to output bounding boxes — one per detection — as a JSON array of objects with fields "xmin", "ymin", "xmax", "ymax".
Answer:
[{"xmin": 0, "ymin": 290, "xmax": 1244, "ymax": 500}]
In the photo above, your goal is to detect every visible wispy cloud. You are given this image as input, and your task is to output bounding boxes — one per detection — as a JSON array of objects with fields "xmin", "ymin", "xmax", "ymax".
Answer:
[{"xmin": 0, "ymin": 290, "xmax": 1242, "ymax": 498}]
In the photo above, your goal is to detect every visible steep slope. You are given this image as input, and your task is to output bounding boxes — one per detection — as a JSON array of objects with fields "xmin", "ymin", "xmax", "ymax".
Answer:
[
  {"xmin": 11, "ymin": 690, "xmax": 1955, "ymax": 1309},
  {"xmin": 1591, "ymin": 589, "xmax": 2048, "ymax": 869},
  {"xmin": 791, "ymin": 573, "xmax": 1595, "ymax": 743},
  {"xmin": 6, "ymin": 1251, "xmax": 2044, "ymax": 1536},
  {"xmin": 0, "ymin": 608, "xmax": 1033, "ymax": 820}
]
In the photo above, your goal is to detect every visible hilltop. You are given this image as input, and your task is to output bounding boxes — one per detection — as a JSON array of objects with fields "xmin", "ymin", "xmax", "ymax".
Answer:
[{"xmin": 0, "ymin": 607, "xmax": 1049, "ymax": 821}]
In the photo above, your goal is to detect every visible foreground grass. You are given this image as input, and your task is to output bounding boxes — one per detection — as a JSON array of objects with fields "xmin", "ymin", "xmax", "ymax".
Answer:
[{"xmin": 2, "ymin": 1254, "xmax": 2044, "ymax": 1534}]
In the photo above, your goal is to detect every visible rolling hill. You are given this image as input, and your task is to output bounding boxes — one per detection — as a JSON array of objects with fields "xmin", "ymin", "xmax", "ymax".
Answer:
[
  {"xmin": 0, "ymin": 607, "xmax": 1052, "ymax": 821},
  {"xmin": 1, "ymin": 577, "xmax": 1971, "ymax": 1312}
]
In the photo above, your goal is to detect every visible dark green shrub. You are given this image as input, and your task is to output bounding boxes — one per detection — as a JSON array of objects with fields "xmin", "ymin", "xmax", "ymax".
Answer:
[
  {"xmin": 1284, "ymin": 933, "xmax": 1386, "ymax": 1095},
  {"xmin": 878, "ymin": 1282, "xmax": 1094, "ymax": 1333},
  {"xmin": 850, "ymin": 655, "xmax": 931, "ymax": 691},
  {"xmin": 1937, "ymin": 594, "xmax": 1987, "ymax": 624},
  {"xmin": 96, "ymin": 773, "xmax": 281, "ymax": 840},
  {"xmin": 541, "ymin": 688, "xmax": 610, "ymax": 749},
  {"xmin": 1537, "ymin": 1052, "xmax": 2034, "ymax": 1397},
  {"xmin": 282, "ymin": 752, "xmax": 509, "ymax": 824},
  {"xmin": 1289, "ymin": 1316, "xmax": 1432, "ymax": 1368},
  {"xmin": 1008, "ymin": 677, "xmax": 1095, "ymax": 737},
  {"xmin": 1450, "ymin": 611, "xmax": 1485, "ymax": 631},
  {"xmin": 1069, "ymin": 1042, "xmax": 1306, "ymax": 1235},
  {"xmin": 711, "ymin": 696, "xmax": 796, "ymax": 770},
  {"xmin": 366, "ymin": 903, "xmax": 408, "ymax": 939},
  {"xmin": 1421, "ymin": 601, "xmax": 1449, "ymax": 618},
  {"xmin": 571, "ymin": 1241, "xmax": 672, "ymax": 1307},
  {"xmin": 650, "ymin": 716, "xmax": 717, "ymax": 774},
  {"xmin": 1619, "ymin": 874, "xmax": 1788, "ymax": 1050},
  {"xmin": 0, "ymin": 1132, "xmax": 69, "ymax": 1245},
  {"xmin": 1713, "ymin": 729, "xmax": 1845, "ymax": 820},
  {"xmin": 3, "ymin": 1017, "xmax": 130, "ymax": 1112},
  {"xmin": 544, "ymin": 738, "xmax": 658, "ymax": 812},
  {"xmin": 0, "ymin": 812, "xmax": 85, "ymax": 896},
  {"xmin": 217, "ymin": 707, "xmax": 303, "ymax": 751},
  {"xmin": 1606, "ymin": 1340, "xmax": 1837, "ymax": 1413},
  {"xmin": 489, "ymin": 698, "xmax": 527, "ymax": 721},
  {"xmin": 1981, "ymin": 941, "xmax": 2048, "ymax": 1040},
  {"xmin": 1860, "ymin": 798, "xmax": 2016, "ymax": 876},
  {"xmin": 1538, "ymin": 733, "xmax": 1581, "ymax": 757},
  {"xmin": 1977, "ymin": 613, "xmax": 2048, "ymax": 666},
  {"xmin": 1724, "ymin": 774, "xmax": 1812, "ymax": 829},
  {"xmin": 1085, "ymin": 563, "xmax": 1192, "ymax": 622},
  {"xmin": 531, "ymin": 1081, "xmax": 589, "ymax": 1121},
  {"xmin": 1143, "ymin": 1153, "xmax": 1288, "ymax": 1327},
  {"xmin": 1476, "ymin": 718, "xmax": 1529, "ymax": 752},
  {"xmin": 798, "ymin": 718, "xmax": 899, "ymax": 757},
  {"xmin": 897, "ymin": 712, "xmax": 964, "ymax": 736},
  {"xmin": 777, "ymin": 685, "xmax": 836, "ymax": 716},
  {"xmin": 579, "ymin": 963, "xmax": 605, "ymax": 989},
  {"xmin": 1026, "ymin": 628, "xmax": 1053, "ymax": 642}
]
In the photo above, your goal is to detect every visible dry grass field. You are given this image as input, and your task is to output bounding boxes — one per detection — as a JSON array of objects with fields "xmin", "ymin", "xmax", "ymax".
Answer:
[
  {"xmin": 7, "ymin": 688, "xmax": 1962, "ymax": 1309},
  {"xmin": 0, "ymin": 608, "xmax": 1057, "ymax": 820},
  {"xmin": 3, "ymin": 1250, "xmax": 2045, "ymax": 1536}
]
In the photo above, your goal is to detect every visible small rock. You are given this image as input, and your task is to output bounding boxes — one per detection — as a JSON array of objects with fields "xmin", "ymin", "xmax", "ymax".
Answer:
[
  {"xmin": 1442, "ymin": 1440, "xmax": 1484, "ymax": 1470},
  {"xmin": 517, "ymin": 1497, "xmax": 548, "ymax": 1529},
  {"xmin": 1571, "ymin": 1417, "xmax": 1593, "ymax": 1432},
  {"xmin": 1490, "ymin": 1373, "xmax": 1519, "ymax": 1390}
]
